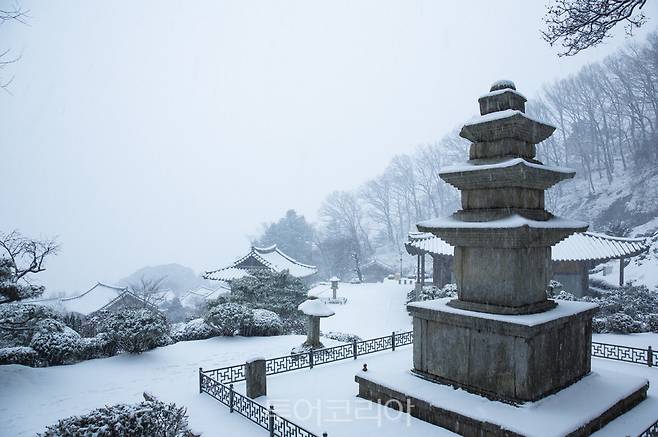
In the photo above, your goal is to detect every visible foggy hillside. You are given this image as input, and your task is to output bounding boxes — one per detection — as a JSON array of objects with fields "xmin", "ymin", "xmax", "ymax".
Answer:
[{"xmin": 117, "ymin": 263, "xmax": 210, "ymax": 295}]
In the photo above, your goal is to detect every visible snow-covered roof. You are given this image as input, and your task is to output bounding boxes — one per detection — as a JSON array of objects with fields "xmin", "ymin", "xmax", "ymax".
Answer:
[
  {"xmin": 552, "ymin": 232, "xmax": 650, "ymax": 262},
  {"xmin": 60, "ymin": 282, "xmax": 129, "ymax": 316},
  {"xmin": 438, "ymin": 157, "xmax": 575, "ymax": 176},
  {"xmin": 406, "ymin": 232, "xmax": 454, "ymax": 257},
  {"xmin": 204, "ymin": 267, "xmax": 254, "ymax": 282},
  {"xmin": 298, "ymin": 299, "xmax": 335, "ymax": 317},
  {"xmin": 360, "ymin": 259, "xmax": 395, "ymax": 272},
  {"xmin": 417, "ymin": 214, "xmax": 587, "ymax": 231},
  {"xmin": 204, "ymin": 245, "xmax": 317, "ymax": 282},
  {"xmin": 180, "ymin": 285, "xmax": 229, "ymax": 307},
  {"xmin": 406, "ymin": 231, "xmax": 650, "ymax": 262}
]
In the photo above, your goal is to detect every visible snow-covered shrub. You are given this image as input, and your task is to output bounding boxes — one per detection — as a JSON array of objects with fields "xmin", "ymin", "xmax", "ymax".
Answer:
[
  {"xmin": 0, "ymin": 303, "xmax": 63, "ymax": 348},
  {"xmin": 171, "ymin": 318, "xmax": 218, "ymax": 342},
  {"xmin": 29, "ymin": 319, "xmax": 83, "ymax": 365},
  {"xmin": 645, "ymin": 314, "xmax": 658, "ymax": 333},
  {"xmin": 280, "ymin": 316, "xmax": 305, "ymax": 335},
  {"xmin": 80, "ymin": 332, "xmax": 118, "ymax": 359},
  {"xmin": 322, "ymin": 331, "xmax": 362, "ymax": 343},
  {"xmin": 546, "ymin": 280, "xmax": 564, "ymax": 297},
  {"xmin": 409, "ymin": 283, "xmax": 457, "ymax": 302},
  {"xmin": 584, "ymin": 284, "xmax": 658, "ymax": 321},
  {"xmin": 222, "ymin": 270, "xmax": 308, "ymax": 318},
  {"xmin": 241, "ymin": 309, "xmax": 283, "ymax": 337},
  {"xmin": 591, "ymin": 318, "xmax": 607, "ymax": 334},
  {"xmin": 97, "ymin": 309, "xmax": 169, "ymax": 354},
  {"xmin": 38, "ymin": 392, "xmax": 192, "ymax": 437},
  {"xmin": 0, "ymin": 346, "xmax": 39, "ymax": 366},
  {"xmin": 603, "ymin": 312, "xmax": 643, "ymax": 334},
  {"xmin": 553, "ymin": 290, "xmax": 577, "ymax": 301},
  {"xmin": 205, "ymin": 303, "xmax": 253, "ymax": 336}
]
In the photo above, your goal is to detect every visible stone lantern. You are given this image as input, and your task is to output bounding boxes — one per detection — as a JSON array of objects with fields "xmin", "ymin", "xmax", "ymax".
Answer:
[
  {"xmin": 298, "ymin": 297, "xmax": 335, "ymax": 349},
  {"xmin": 329, "ymin": 276, "xmax": 340, "ymax": 299}
]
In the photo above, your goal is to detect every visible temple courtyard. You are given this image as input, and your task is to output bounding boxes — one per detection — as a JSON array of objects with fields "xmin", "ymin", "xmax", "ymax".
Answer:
[{"xmin": 0, "ymin": 281, "xmax": 656, "ymax": 436}]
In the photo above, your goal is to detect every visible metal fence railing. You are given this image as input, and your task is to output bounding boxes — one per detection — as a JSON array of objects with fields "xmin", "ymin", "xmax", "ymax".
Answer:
[
  {"xmin": 639, "ymin": 418, "xmax": 658, "ymax": 437},
  {"xmin": 200, "ymin": 330, "xmax": 656, "ymax": 437},
  {"xmin": 591, "ymin": 342, "xmax": 655, "ymax": 367}
]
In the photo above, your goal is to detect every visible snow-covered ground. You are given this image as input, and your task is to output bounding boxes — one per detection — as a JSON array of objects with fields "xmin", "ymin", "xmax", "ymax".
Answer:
[
  {"xmin": 1, "ymin": 281, "xmax": 656, "ymax": 436},
  {"xmin": 234, "ymin": 347, "xmax": 657, "ymax": 437},
  {"xmin": 308, "ymin": 280, "xmax": 412, "ymax": 338},
  {"xmin": 0, "ymin": 335, "xmax": 342, "ymax": 437}
]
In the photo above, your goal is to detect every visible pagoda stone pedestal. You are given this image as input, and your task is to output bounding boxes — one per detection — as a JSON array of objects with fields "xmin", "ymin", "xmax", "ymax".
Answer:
[
  {"xmin": 409, "ymin": 299, "xmax": 597, "ymax": 402},
  {"xmin": 356, "ymin": 80, "xmax": 648, "ymax": 435}
]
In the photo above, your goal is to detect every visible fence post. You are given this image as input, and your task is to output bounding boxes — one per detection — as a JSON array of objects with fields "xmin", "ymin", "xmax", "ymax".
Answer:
[
  {"xmin": 309, "ymin": 349, "xmax": 314, "ymax": 369},
  {"xmin": 229, "ymin": 383, "xmax": 234, "ymax": 413},
  {"xmin": 648, "ymin": 346, "xmax": 653, "ymax": 367},
  {"xmin": 392, "ymin": 331, "xmax": 396, "ymax": 351},
  {"xmin": 198, "ymin": 367, "xmax": 203, "ymax": 394},
  {"xmin": 353, "ymin": 339, "xmax": 358, "ymax": 360},
  {"xmin": 269, "ymin": 405, "xmax": 275, "ymax": 437},
  {"xmin": 246, "ymin": 358, "xmax": 267, "ymax": 399}
]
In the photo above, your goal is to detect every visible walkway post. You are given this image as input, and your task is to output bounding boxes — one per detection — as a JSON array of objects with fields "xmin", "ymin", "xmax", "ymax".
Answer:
[{"xmin": 269, "ymin": 405, "xmax": 275, "ymax": 437}]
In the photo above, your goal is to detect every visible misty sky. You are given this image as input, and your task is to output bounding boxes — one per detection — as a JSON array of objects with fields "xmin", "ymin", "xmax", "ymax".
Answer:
[{"xmin": 2, "ymin": 1, "xmax": 658, "ymax": 294}]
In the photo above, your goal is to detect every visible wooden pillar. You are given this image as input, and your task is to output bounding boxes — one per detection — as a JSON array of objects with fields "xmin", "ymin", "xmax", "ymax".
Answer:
[
  {"xmin": 420, "ymin": 253, "xmax": 426, "ymax": 287},
  {"xmin": 432, "ymin": 255, "xmax": 440, "ymax": 287},
  {"xmin": 416, "ymin": 255, "xmax": 420, "ymax": 282},
  {"xmin": 619, "ymin": 257, "xmax": 625, "ymax": 287}
]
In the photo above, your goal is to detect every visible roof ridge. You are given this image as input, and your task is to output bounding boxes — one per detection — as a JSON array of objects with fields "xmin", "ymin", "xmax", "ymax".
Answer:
[
  {"xmin": 269, "ymin": 246, "xmax": 317, "ymax": 269},
  {"xmin": 62, "ymin": 282, "xmax": 127, "ymax": 301},
  {"xmin": 583, "ymin": 231, "xmax": 649, "ymax": 244}
]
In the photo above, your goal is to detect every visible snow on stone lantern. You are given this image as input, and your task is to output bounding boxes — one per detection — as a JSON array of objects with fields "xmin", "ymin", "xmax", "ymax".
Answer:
[
  {"xmin": 298, "ymin": 297, "xmax": 335, "ymax": 350},
  {"xmin": 329, "ymin": 276, "xmax": 340, "ymax": 299}
]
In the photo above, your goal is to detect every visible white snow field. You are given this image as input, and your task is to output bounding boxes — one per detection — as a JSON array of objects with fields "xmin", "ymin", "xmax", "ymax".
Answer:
[
  {"xmin": 0, "ymin": 281, "xmax": 656, "ymax": 436},
  {"xmin": 307, "ymin": 280, "xmax": 412, "ymax": 338}
]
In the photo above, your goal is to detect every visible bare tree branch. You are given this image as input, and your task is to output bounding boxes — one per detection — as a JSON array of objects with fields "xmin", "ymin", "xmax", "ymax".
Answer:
[{"xmin": 543, "ymin": 0, "xmax": 648, "ymax": 56}]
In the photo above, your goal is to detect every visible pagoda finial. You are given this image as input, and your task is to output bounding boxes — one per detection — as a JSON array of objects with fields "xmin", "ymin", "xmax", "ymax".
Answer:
[{"xmin": 490, "ymin": 79, "xmax": 516, "ymax": 91}]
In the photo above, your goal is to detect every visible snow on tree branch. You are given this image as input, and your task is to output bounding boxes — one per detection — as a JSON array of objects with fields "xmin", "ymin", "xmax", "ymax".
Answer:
[{"xmin": 543, "ymin": 0, "xmax": 648, "ymax": 56}]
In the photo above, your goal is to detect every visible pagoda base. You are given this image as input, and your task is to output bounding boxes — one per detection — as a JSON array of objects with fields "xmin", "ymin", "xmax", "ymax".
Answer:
[
  {"xmin": 408, "ymin": 298, "xmax": 598, "ymax": 402},
  {"xmin": 447, "ymin": 297, "xmax": 557, "ymax": 315},
  {"xmin": 355, "ymin": 365, "xmax": 648, "ymax": 437}
]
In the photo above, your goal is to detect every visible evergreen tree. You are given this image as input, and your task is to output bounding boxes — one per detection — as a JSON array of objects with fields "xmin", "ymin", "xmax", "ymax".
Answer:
[{"xmin": 254, "ymin": 210, "xmax": 315, "ymax": 264}]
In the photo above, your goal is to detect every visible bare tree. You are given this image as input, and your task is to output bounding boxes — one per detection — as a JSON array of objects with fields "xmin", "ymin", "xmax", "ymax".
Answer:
[
  {"xmin": 0, "ymin": 3, "xmax": 28, "ymax": 92},
  {"xmin": 543, "ymin": 0, "xmax": 648, "ymax": 56},
  {"xmin": 320, "ymin": 191, "xmax": 372, "ymax": 281},
  {"xmin": 129, "ymin": 275, "xmax": 168, "ymax": 306},
  {"xmin": 0, "ymin": 230, "xmax": 60, "ymax": 303}
]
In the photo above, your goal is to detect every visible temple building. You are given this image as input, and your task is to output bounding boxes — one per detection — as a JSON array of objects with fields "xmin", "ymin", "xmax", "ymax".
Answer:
[
  {"xmin": 31, "ymin": 282, "xmax": 161, "ymax": 336},
  {"xmin": 359, "ymin": 259, "xmax": 396, "ymax": 283},
  {"xmin": 204, "ymin": 244, "xmax": 317, "ymax": 284},
  {"xmin": 406, "ymin": 231, "xmax": 649, "ymax": 295}
]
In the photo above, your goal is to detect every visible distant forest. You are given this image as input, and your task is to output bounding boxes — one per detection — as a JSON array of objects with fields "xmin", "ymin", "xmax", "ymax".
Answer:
[{"xmin": 256, "ymin": 32, "xmax": 658, "ymax": 280}]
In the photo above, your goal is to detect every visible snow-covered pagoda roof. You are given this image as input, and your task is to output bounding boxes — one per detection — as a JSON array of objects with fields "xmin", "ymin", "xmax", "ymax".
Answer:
[
  {"xmin": 405, "ymin": 231, "xmax": 649, "ymax": 262},
  {"xmin": 204, "ymin": 244, "xmax": 317, "ymax": 282}
]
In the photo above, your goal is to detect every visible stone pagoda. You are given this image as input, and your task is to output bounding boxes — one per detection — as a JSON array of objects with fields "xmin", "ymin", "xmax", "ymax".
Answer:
[{"xmin": 356, "ymin": 80, "xmax": 648, "ymax": 435}]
